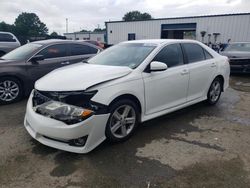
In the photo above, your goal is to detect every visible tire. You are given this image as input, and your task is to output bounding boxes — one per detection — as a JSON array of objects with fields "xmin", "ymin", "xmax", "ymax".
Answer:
[
  {"xmin": 105, "ymin": 99, "xmax": 140, "ymax": 142},
  {"xmin": 207, "ymin": 77, "xmax": 222, "ymax": 105},
  {"xmin": 0, "ymin": 77, "xmax": 23, "ymax": 104}
]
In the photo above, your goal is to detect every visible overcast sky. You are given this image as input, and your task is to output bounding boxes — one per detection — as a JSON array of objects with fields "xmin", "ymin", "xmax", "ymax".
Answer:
[{"xmin": 0, "ymin": 0, "xmax": 249, "ymax": 34}]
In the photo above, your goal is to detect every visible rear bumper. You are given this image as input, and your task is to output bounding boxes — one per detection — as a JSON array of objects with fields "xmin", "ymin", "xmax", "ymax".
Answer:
[
  {"xmin": 24, "ymin": 91, "xmax": 110, "ymax": 153},
  {"xmin": 230, "ymin": 64, "xmax": 250, "ymax": 73}
]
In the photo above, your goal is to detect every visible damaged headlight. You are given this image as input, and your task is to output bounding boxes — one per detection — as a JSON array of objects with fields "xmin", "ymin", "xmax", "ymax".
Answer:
[{"xmin": 35, "ymin": 100, "xmax": 93, "ymax": 125}]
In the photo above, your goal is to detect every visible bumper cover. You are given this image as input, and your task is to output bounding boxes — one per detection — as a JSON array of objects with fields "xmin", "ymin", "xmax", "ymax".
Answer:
[{"xmin": 24, "ymin": 91, "xmax": 110, "ymax": 153}]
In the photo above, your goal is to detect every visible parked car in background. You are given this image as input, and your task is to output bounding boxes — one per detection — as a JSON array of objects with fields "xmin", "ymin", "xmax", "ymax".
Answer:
[
  {"xmin": 0, "ymin": 39, "xmax": 101, "ymax": 104},
  {"xmin": 220, "ymin": 42, "xmax": 250, "ymax": 73},
  {"xmin": 24, "ymin": 39, "xmax": 230, "ymax": 153},
  {"xmin": 0, "ymin": 32, "xmax": 21, "ymax": 57},
  {"xmin": 84, "ymin": 40, "xmax": 104, "ymax": 49}
]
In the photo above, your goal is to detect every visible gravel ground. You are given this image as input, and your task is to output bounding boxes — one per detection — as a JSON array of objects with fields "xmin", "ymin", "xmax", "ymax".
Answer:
[{"xmin": 0, "ymin": 75, "xmax": 250, "ymax": 188}]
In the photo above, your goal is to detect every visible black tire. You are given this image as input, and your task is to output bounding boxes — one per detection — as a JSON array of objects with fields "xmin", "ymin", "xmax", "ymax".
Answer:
[
  {"xmin": 0, "ymin": 77, "xmax": 23, "ymax": 104},
  {"xmin": 207, "ymin": 77, "xmax": 222, "ymax": 105},
  {"xmin": 105, "ymin": 99, "xmax": 140, "ymax": 142}
]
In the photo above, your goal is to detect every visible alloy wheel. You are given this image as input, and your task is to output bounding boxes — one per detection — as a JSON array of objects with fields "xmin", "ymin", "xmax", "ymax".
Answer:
[
  {"xmin": 0, "ymin": 80, "xmax": 19, "ymax": 102},
  {"xmin": 109, "ymin": 105, "xmax": 136, "ymax": 139},
  {"xmin": 209, "ymin": 80, "xmax": 221, "ymax": 103}
]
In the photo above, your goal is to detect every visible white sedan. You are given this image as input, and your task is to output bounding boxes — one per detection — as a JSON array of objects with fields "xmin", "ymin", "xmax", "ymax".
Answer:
[{"xmin": 24, "ymin": 39, "xmax": 230, "ymax": 153}]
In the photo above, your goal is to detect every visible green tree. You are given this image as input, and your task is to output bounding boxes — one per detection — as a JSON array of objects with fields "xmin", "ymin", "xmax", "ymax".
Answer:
[
  {"xmin": 50, "ymin": 31, "xmax": 58, "ymax": 36},
  {"xmin": 14, "ymin": 12, "xmax": 48, "ymax": 37},
  {"xmin": 93, "ymin": 28, "xmax": 106, "ymax": 32},
  {"xmin": 0, "ymin": 21, "xmax": 15, "ymax": 32},
  {"xmin": 122, "ymin": 11, "xmax": 152, "ymax": 21}
]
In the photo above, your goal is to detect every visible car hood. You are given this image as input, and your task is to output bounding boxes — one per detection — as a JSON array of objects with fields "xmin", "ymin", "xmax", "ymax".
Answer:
[
  {"xmin": 220, "ymin": 51, "xmax": 250, "ymax": 59},
  {"xmin": 35, "ymin": 63, "xmax": 132, "ymax": 91}
]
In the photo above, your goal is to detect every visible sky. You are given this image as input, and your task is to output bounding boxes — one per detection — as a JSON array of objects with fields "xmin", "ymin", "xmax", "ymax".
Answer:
[{"xmin": 0, "ymin": 0, "xmax": 250, "ymax": 35}]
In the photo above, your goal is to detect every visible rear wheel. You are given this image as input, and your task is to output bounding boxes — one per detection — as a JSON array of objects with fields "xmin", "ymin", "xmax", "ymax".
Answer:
[
  {"xmin": 0, "ymin": 77, "xmax": 23, "ymax": 104},
  {"xmin": 207, "ymin": 78, "xmax": 222, "ymax": 105},
  {"xmin": 105, "ymin": 99, "xmax": 139, "ymax": 142}
]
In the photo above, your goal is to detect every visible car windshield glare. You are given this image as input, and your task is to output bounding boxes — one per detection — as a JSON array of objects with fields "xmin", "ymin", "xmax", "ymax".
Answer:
[
  {"xmin": 224, "ymin": 43, "xmax": 250, "ymax": 52},
  {"xmin": 2, "ymin": 43, "xmax": 42, "ymax": 60},
  {"xmin": 88, "ymin": 43, "xmax": 156, "ymax": 69}
]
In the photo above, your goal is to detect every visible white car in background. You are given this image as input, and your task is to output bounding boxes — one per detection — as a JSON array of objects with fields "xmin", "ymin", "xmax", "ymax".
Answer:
[
  {"xmin": 0, "ymin": 32, "xmax": 21, "ymax": 56},
  {"xmin": 24, "ymin": 39, "xmax": 230, "ymax": 153}
]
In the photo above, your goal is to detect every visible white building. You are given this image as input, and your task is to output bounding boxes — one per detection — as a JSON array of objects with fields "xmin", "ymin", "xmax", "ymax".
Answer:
[
  {"xmin": 106, "ymin": 13, "xmax": 250, "ymax": 45},
  {"xmin": 64, "ymin": 32, "xmax": 105, "ymax": 43}
]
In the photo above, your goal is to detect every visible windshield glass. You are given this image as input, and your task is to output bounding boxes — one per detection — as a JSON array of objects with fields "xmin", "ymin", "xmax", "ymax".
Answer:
[
  {"xmin": 2, "ymin": 43, "xmax": 42, "ymax": 60},
  {"xmin": 224, "ymin": 43, "xmax": 250, "ymax": 52},
  {"xmin": 88, "ymin": 43, "xmax": 156, "ymax": 69}
]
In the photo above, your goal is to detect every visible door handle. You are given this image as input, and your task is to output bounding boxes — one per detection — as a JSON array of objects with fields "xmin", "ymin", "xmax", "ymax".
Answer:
[
  {"xmin": 181, "ymin": 69, "xmax": 189, "ymax": 75},
  {"xmin": 211, "ymin": 62, "xmax": 217, "ymax": 67},
  {"xmin": 61, "ymin": 61, "xmax": 70, "ymax": 65}
]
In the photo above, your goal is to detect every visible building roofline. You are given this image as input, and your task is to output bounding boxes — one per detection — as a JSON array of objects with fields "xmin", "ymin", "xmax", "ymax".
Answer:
[{"xmin": 105, "ymin": 12, "xmax": 250, "ymax": 24}]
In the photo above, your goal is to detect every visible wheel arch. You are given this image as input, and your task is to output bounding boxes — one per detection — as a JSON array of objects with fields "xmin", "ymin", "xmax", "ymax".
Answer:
[
  {"xmin": 0, "ymin": 74, "xmax": 25, "ymax": 92},
  {"xmin": 108, "ymin": 94, "xmax": 142, "ymax": 120},
  {"xmin": 214, "ymin": 75, "xmax": 225, "ymax": 91}
]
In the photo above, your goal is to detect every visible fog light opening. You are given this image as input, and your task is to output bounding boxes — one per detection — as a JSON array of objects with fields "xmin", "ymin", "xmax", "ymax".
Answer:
[{"xmin": 69, "ymin": 136, "xmax": 88, "ymax": 147}]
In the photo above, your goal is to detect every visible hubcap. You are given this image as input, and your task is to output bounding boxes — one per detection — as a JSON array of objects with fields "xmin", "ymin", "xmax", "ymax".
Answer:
[
  {"xmin": 209, "ymin": 81, "xmax": 221, "ymax": 102},
  {"xmin": 0, "ymin": 80, "xmax": 19, "ymax": 102},
  {"xmin": 110, "ymin": 105, "xmax": 136, "ymax": 138}
]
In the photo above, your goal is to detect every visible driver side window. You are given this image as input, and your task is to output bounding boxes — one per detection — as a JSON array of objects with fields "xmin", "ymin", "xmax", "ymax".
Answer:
[
  {"xmin": 153, "ymin": 44, "xmax": 184, "ymax": 68},
  {"xmin": 38, "ymin": 44, "xmax": 67, "ymax": 59}
]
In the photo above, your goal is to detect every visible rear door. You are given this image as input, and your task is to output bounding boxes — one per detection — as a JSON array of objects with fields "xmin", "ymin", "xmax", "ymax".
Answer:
[
  {"xmin": 26, "ymin": 44, "xmax": 69, "ymax": 84},
  {"xmin": 67, "ymin": 43, "xmax": 99, "ymax": 64},
  {"xmin": 182, "ymin": 43, "xmax": 217, "ymax": 101}
]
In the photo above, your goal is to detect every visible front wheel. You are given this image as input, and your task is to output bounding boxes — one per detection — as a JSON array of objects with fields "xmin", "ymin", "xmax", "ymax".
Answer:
[
  {"xmin": 207, "ymin": 78, "xmax": 222, "ymax": 105},
  {"xmin": 0, "ymin": 77, "xmax": 23, "ymax": 104},
  {"xmin": 105, "ymin": 99, "xmax": 139, "ymax": 142}
]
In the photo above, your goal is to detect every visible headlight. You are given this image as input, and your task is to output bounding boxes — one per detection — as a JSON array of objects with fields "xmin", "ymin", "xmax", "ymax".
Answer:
[{"xmin": 35, "ymin": 100, "xmax": 93, "ymax": 125}]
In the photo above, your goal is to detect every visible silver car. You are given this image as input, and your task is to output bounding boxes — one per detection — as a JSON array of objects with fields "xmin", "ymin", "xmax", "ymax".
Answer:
[
  {"xmin": 220, "ymin": 42, "xmax": 250, "ymax": 73},
  {"xmin": 0, "ymin": 32, "xmax": 21, "ymax": 57}
]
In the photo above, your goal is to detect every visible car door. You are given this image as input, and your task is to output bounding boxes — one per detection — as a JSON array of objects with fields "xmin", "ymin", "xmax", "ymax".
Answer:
[
  {"xmin": 182, "ymin": 43, "xmax": 217, "ymax": 102},
  {"xmin": 26, "ymin": 44, "xmax": 70, "ymax": 84},
  {"xmin": 67, "ymin": 43, "xmax": 99, "ymax": 64},
  {"xmin": 142, "ymin": 43, "xmax": 189, "ymax": 115}
]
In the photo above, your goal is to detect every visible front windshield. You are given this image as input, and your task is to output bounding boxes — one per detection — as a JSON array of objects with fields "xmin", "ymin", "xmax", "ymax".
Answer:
[
  {"xmin": 88, "ymin": 43, "xmax": 156, "ymax": 69},
  {"xmin": 224, "ymin": 43, "xmax": 250, "ymax": 52},
  {"xmin": 2, "ymin": 43, "xmax": 42, "ymax": 60}
]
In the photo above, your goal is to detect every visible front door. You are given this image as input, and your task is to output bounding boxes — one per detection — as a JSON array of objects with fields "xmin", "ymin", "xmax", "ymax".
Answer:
[
  {"xmin": 143, "ymin": 43, "xmax": 189, "ymax": 115},
  {"xmin": 26, "ymin": 44, "xmax": 69, "ymax": 85}
]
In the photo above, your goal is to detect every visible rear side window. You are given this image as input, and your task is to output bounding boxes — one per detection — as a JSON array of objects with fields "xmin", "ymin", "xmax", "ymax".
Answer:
[
  {"xmin": 0, "ymin": 33, "xmax": 16, "ymax": 42},
  {"xmin": 153, "ymin": 43, "xmax": 184, "ymax": 68},
  {"xmin": 203, "ymin": 49, "xmax": 213, "ymax": 59},
  {"xmin": 70, "ymin": 44, "xmax": 98, "ymax": 56},
  {"xmin": 38, "ymin": 44, "xmax": 67, "ymax": 59},
  {"xmin": 182, "ymin": 43, "xmax": 205, "ymax": 63}
]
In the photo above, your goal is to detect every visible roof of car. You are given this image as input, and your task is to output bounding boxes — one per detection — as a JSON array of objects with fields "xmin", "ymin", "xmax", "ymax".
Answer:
[
  {"xmin": 32, "ymin": 39, "xmax": 88, "ymax": 45},
  {"xmin": 123, "ymin": 39, "xmax": 199, "ymax": 45}
]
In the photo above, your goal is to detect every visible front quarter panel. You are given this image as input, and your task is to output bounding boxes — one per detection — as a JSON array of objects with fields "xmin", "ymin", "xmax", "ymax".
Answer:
[{"xmin": 90, "ymin": 77, "xmax": 145, "ymax": 116}]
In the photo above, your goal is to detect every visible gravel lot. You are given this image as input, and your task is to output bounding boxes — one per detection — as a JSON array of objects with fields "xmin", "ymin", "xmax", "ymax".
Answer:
[{"xmin": 0, "ymin": 75, "xmax": 250, "ymax": 188}]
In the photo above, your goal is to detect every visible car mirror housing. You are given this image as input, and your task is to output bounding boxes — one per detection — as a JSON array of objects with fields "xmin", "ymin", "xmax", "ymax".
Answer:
[
  {"xmin": 31, "ymin": 54, "xmax": 44, "ymax": 63},
  {"xmin": 150, "ymin": 61, "xmax": 168, "ymax": 72}
]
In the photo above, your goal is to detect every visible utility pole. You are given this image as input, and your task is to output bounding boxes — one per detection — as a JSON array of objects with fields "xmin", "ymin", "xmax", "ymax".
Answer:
[{"xmin": 66, "ymin": 18, "xmax": 68, "ymax": 33}]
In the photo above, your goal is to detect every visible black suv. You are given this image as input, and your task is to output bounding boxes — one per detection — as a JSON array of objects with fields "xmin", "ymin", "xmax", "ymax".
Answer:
[{"xmin": 0, "ymin": 39, "xmax": 101, "ymax": 104}]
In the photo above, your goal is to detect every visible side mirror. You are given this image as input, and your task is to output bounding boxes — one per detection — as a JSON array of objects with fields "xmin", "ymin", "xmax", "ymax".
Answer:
[
  {"xmin": 150, "ymin": 61, "xmax": 168, "ymax": 72},
  {"xmin": 30, "ymin": 54, "xmax": 44, "ymax": 63}
]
